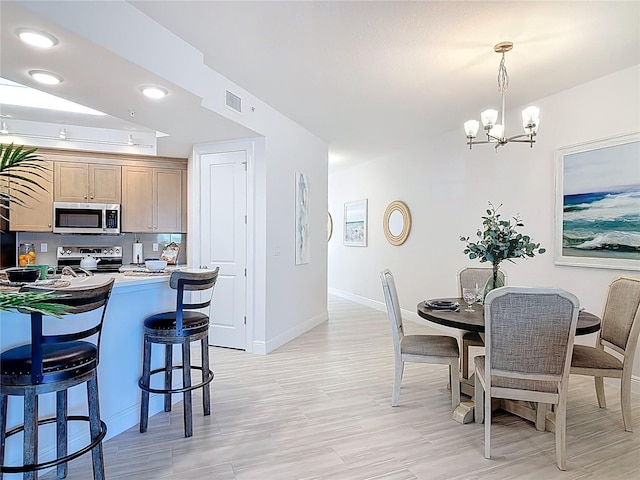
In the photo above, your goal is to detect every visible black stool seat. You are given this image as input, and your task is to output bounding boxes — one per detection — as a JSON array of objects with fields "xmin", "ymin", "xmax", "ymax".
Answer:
[
  {"xmin": 139, "ymin": 268, "xmax": 219, "ymax": 438},
  {"xmin": 144, "ymin": 311, "xmax": 209, "ymax": 334},
  {"xmin": 1, "ymin": 342, "xmax": 97, "ymax": 385},
  {"xmin": 0, "ymin": 279, "xmax": 114, "ymax": 480}
]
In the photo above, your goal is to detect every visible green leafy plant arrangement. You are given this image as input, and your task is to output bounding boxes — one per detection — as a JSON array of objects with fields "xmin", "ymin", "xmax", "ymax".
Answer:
[
  {"xmin": 0, "ymin": 143, "xmax": 67, "ymax": 317},
  {"xmin": 0, "ymin": 291, "xmax": 71, "ymax": 318},
  {"xmin": 0, "ymin": 143, "xmax": 49, "ymax": 223},
  {"xmin": 460, "ymin": 202, "xmax": 546, "ymax": 294}
]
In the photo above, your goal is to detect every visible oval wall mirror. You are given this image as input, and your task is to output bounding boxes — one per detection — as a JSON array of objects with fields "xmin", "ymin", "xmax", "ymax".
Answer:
[
  {"xmin": 383, "ymin": 201, "xmax": 411, "ymax": 246},
  {"xmin": 327, "ymin": 212, "xmax": 333, "ymax": 241}
]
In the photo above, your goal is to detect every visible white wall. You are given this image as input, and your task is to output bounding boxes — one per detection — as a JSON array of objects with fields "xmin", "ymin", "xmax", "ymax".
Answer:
[
  {"xmin": 26, "ymin": 1, "xmax": 329, "ymax": 354},
  {"xmin": 329, "ymin": 66, "xmax": 640, "ymax": 385}
]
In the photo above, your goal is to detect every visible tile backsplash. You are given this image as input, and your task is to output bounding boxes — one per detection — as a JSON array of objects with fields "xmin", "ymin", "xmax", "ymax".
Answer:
[{"xmin": 14, "ymin": 232, "xmax": 187, "ymax": 266}]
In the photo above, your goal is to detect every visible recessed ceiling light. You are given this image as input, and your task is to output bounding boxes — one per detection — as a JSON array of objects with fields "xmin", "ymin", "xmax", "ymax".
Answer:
[
  {"xmin": 17, "ymin": 28, "xmax": 58, "ymax": 48},
  {"xmin": 141, "ymin": 86, "xmax": 168, "ymax": 99},
  {"xmin": 29, "ymin": 70, "xmax": 63, "ymax": 85}
]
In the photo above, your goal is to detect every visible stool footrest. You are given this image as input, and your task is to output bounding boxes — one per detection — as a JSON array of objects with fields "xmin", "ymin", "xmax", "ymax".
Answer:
[
  {"xmin": 138, "ymin": 365, "xmax": 214, "ymax": 395},
  {"xmin": 0, "ymin": 415, "xmax": 107, "ymax": 474}
]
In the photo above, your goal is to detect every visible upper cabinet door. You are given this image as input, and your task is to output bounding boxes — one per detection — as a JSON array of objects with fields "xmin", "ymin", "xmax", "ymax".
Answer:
[
  {"xmin": 154, "ymin": 169, "xmax": 183, "ymax": 233},
  {"xmin": 122, "ymin": 166, "xmax": 154, "ymax": 232},
  {"xmin": 55, "ymin": 162, "xmax": 121, "ymax": 203},
  {"xmin": 10, "ymin": 160, "xmax": 54, "ymax": 232},
  {"xmin": 89, "ymin": 164, "xmax": 121, "ymax": 203},
  {"xmin": 54, "ymin": 162, "xmax": 88, "ymax": 202}
]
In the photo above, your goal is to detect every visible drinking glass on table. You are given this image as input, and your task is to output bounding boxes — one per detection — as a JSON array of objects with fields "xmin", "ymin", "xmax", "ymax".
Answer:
[{"xmin": 462, "ymin": 287, "xmax": 476, "ymax": 312}]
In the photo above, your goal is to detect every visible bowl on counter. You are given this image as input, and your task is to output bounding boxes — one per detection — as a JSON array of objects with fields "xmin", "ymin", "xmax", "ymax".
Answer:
[
  {"xmin": 145, "ymin": 259, "xmax": 167, "ymax": 272},
  {"xmin": 5, "ymin": 267, "xmax": 41, "ymax": 283}
]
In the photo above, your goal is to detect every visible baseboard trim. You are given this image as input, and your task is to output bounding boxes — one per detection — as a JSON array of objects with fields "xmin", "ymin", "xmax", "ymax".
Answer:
[{"xmin": 255, "ymin": 311, "xmax": 329, "ymax": 355}]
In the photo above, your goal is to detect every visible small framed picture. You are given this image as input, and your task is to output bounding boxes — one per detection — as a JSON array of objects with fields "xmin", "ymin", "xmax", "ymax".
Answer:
[{"xmin": 344, "ymin": 199, "xmax": 367, "ymax": 247}]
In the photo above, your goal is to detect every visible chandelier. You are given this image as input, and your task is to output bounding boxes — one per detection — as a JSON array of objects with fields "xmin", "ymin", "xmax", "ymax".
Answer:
[{"xmin": 464, "ymin": 42, "xmax": 539, "ymax": 150}]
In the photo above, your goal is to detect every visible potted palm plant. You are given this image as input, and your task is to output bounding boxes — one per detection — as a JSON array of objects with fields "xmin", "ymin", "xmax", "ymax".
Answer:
[
  {"xmin": 460, "ymin": 202, "xmax": 546, "ymax": 299},
  {"xmin": 1, "ymin": 143, "xmax": 69, "ymax": 317}
]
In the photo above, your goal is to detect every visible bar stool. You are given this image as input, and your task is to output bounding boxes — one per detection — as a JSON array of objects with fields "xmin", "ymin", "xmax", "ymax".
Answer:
[
  {"xmin": 139, "ymin": 268, "xmax": 219, "ymax": 437},
  {"xmin": 0, "ymin": 278, "xmax": 115, "ymax": 480}
]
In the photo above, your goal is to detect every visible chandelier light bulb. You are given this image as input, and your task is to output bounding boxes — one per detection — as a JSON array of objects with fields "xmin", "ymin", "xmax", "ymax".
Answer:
[
  {"xmin": 522, "ymin": 106, "xmax": 540, "ymax": 133},
  {"xmin": 490, "ymin": 125, "xmax": 504, "ymax": 141},
  {"xmin": 464, "ymin": 120, "xmax": 479, "ymax": 138},
  {"xmin": 481, "ymin": 109, "xmax": 498, "ymax": 128}
]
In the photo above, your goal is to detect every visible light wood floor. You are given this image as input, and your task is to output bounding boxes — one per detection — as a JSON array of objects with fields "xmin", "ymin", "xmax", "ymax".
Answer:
[{"xmin": 44, "ymin": 295, "xmax": 639, "ymax": 479}]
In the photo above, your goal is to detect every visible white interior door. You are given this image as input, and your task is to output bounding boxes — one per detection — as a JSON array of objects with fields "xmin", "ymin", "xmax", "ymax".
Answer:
[{"xmin": 200, "ymin": 150, "xmax": 247, "ymax": 349}]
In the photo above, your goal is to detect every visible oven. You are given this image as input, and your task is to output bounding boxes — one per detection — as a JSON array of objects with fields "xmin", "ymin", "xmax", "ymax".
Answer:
[{"xmin": 56, "ymin": 246, "xmax": 123, "ymax": 273}]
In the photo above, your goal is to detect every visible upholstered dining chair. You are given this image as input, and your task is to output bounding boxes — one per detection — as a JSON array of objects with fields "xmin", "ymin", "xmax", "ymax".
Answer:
[
  {"xmin": 380, "ymin": 269, "xmax": 460, "ymax": 410},
  {"xmin": 457, "ymin": 267, "xmax": 507, "ymax": 379},
  {"xmin": 474, "ymin": 286, "xmax": 580, "ymax": 471},
  {"xmin": 570, "ymin": 276, "xmax": 640, "ymax": 432}
]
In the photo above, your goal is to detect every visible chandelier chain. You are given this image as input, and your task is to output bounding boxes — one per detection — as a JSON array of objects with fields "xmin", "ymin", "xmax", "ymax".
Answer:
[{"xmin": 497, "ymin": 52, "xmax": 509, "ymax": 94}]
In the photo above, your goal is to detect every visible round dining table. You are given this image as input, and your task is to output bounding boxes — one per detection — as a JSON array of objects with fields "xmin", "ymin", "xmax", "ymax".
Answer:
[
  {"xmin": 416, "ymin": 298, "xmax": 601, "ymax": 426},
  {"xmin": 417, "ymin": 298, "xmax": 601, "ymax": 335}
]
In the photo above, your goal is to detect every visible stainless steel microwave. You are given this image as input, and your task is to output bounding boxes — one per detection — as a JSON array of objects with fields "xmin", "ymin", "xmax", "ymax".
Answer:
[{"xmin": 53, "ymin": 202, "xmax": 121, "ymax": 234}]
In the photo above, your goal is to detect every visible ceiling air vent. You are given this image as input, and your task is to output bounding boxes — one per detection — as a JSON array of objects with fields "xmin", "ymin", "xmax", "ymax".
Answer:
[{"xmin": 225, "ymin": 90, "xmax": 242, "ymax": 113}]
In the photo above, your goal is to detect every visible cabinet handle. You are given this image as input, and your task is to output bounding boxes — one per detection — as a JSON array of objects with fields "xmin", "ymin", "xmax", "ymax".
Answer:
[
  {"xmin": 147, "ymin": 225, "xmax": 152, "ymax": 229},
  {"xmin": 90, "ymin": 195, "xmax": 94, "ymax": 199},
  {"xmin": 48, "ymin": 224, "xmax": 52, "ymax": 228},
  {"xmin": 84, "ymin": 195, "xmax": 88, "ymax": 199}
]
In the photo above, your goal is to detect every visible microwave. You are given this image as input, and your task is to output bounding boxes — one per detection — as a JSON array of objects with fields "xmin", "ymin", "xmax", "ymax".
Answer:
[{"xmin": 53, "ymin": 202, "xmax": 121, "ymax": 234}]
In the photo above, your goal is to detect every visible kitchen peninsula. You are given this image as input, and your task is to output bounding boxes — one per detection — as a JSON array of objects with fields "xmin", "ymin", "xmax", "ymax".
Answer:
[{"xmin": 0, "ymin": 272, "xmax": 185, "ymax": 469}]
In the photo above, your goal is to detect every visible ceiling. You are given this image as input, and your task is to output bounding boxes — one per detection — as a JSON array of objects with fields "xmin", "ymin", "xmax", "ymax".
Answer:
[{"xmin": 1, "ymin": 1, "xmax": 638, "ymax": 166}]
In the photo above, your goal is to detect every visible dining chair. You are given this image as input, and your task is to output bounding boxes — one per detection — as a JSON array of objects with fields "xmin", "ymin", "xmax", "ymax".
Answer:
[
  {"xmin": 457, "ymin": 267, "xmax": 507, "ymax": 379},
  {"xmin": 570, "ymin": 276, "xmax": 640, "ymax": 432},
  {"xmin": 474, "ymin": 286, "xmax": 580, "ymax": 471},
  {"xmin": 380, "ymin": 269, "xmax": 460, "ymax": 410}
]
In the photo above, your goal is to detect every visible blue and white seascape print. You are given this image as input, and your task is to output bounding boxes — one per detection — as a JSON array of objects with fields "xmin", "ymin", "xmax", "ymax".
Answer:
[{"xmin": 562, "ymin": 140, "xmax": 640, "ymax": 263}]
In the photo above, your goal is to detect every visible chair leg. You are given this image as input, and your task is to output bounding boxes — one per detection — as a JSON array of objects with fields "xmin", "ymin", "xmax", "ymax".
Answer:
[
  {"xmin": 56, "ymin": 389, "xmax": 68, "ymax": 479},
  {"xmin": 555, "ymin": 397, "xmax": 567, "ymax": 471},
  {"xmin": 484, "ymin": 387, "xmax": 491, "ymax": 460},
  {"xmin": 594, "ymin": 376, "xmax": 606, "ymax": 408},
  {"xmin": 201, "ymin": 337, "xmax": 211, "ymax": 416},
  {"xmin": 87, "ymin": 373, "xmax": 105, "ymax": 480},
  {"xmin": 23, "ymin": 389, "xmax": 37, "ymax": 480},
  {"xmin": 621, "ymin": 371, "xmax": 632, "ymax": 432},
  {"xmin": 139, "ymin": 335, "xmax": 152, "ymax": 433},
  {"xmin": 182, "ymin": 341, "xmax": 193, "ymax": 437},
  {"xmin": 391, "ymin": 360, "xmax": 404, "ymax": 407},
  {"xmin": 450, "ymin": 362, "xmax": 460, "ymax": 410},
  {"xmin": 0, "ymin": 394, "xmax": 7, "ymax": 480},
  {"xmin": 164, "ymin": 344, "xmax": 173, "ymax": 412}
]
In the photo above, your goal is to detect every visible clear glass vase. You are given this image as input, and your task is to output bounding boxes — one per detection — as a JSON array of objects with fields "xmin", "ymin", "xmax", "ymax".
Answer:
[{"xmin": 483, "ymin": 265, "xmax": 505, "ymax": 301}]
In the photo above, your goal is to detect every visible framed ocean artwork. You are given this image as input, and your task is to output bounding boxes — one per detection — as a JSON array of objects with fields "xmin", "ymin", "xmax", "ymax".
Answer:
[
  {"xmin": 344, "ymin": 199, "xmax": 367, "ymax": 246},
  {"xmin": 554, "ymin": 132, "xmax": 640, "ymax": 270}
]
